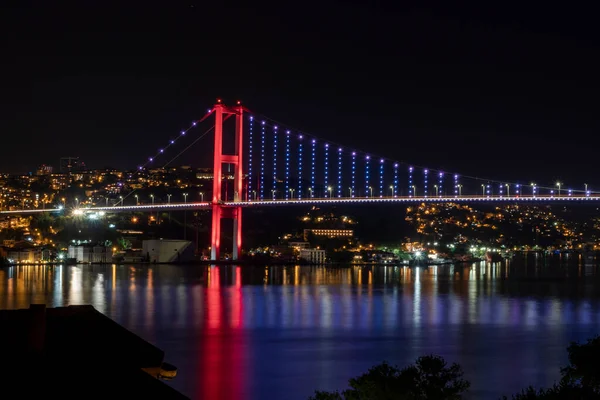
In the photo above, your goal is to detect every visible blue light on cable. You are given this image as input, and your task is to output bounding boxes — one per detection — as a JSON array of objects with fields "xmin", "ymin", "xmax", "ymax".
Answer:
[
  {"xmin": 260, "ymin": 121, "xmax": 265, "ymax": 200},
  {"xmin": 379, "ymin": 159, "xmax": 384, "ymax": 197},
  {"xmin": 311, "ymin": 139, "xmax": 316, "ymax": 197},
  {"xmin": 424, "ymin": 169, "xmax": 428, "ymax": 197},
  {"xmin": 351, "ymin": 152, "xmax": 356, "ymax": 198},
  {"xmin": 409, "ymin": 166, "xmax": 413, "ymax": 197},
  {"xmin": 298, "ymin": 135, "xmax": 303, "ymax": 199},
  {"xmin": 365, "ymin": 156, "xmax": 370, "ymax": 197},
  {"xmin": 393, "ymin": 163, "xmax": 398, "ymax": 197},
  {"xmin": 272, "ymin": 126, "xmax": 278, "ymax": 199},
  {"xmin": 248, "ymin": 116, "xmax": 254, "ymax": 200},
  {"xmin": 285, "ymin": 131, "xmax": 290, "ymax": 200},
  {"xmin": 324, "ymin": 143, "xmax": 329, "ymax": 197},
  {"xmin": 337, "ymin": 148, "xmax": 342, "ymax": 197}
]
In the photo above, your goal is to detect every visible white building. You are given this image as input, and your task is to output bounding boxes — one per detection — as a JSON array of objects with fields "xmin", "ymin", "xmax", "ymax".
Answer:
[
  {"xmin": 68, "ymin": 245, "xmax": 110, "ymax": 263},
  {"xmin": 299, "ymin": 248, "xmax": 326, "ymax": 264},
  {"xmin": 142, "ymin": 239, "xmax": 194, "ymax": 263}
]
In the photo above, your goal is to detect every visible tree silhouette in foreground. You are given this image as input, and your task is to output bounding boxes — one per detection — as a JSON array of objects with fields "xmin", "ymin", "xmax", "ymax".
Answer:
[
  {"xmin": 308, "ymin": 355, "xmax": 469, "ymax": 400},
  {"xmin": 505, "ymin": 336, "xmax": 600, "ymax": 399},
  {"xmin": 309, "ymin": 336, "xmax": 600, "ymax": 400}
]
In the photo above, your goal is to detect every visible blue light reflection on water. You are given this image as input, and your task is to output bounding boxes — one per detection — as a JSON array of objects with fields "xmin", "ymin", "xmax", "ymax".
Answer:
[{"xmin": 1, "ymin": 262, "xmax": 600, "ymax": 399}]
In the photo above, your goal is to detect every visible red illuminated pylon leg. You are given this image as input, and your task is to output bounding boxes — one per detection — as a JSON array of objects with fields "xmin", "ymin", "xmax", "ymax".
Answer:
[{"xmin": 210, "ymin": 101, "xmax": 244, "ymax": 261}]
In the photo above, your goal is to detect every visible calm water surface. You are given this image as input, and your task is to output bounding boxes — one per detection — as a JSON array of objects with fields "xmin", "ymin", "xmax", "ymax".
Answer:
[{"xmin": 2, "ymin": 259, "xmax": 600, "ymax": 399}]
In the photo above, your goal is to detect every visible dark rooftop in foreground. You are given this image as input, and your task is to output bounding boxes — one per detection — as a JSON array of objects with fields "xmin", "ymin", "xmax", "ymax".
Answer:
[{"xmin": 0, "ymin": 304, "xmax": 189, "ymax": 399}]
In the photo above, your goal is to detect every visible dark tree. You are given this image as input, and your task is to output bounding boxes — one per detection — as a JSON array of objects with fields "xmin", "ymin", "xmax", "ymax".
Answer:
[{"xmin": 309, "ymin": 356, "xmax": 470, "ymax": 400}]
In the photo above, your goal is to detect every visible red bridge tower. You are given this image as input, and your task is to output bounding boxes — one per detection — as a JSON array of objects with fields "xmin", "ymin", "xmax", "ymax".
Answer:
[{"xmin": 211, "ymin": 101, "xmax": 244, "ymax": 261}]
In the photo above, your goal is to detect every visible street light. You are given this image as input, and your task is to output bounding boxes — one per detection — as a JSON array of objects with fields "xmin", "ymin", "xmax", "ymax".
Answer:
[
  {"xmin": 150, "ymin": 194, "xmax": 154, "ymax": 205},
  {"xmin": 308, "ymin": 188, "xmax": 313, "ymax": 198},
  {"xmin": 433, "ymin": 184, "xmax": 439, "ymax": 197},
  {"xmin": 183, "ymin": 193, "xmax": 188, "ymax": 203},
  {"xmin": 271, "ymin": 189, "xmax": 276, "ymax": 200},
  {"xmin": 389, "ymin": 185, "xmax": 394, "ymax": 197},
  {"xmin": 368, "ymin": 186, "xmax": 373, "ymax": 197},
  {"xmin": 327, "ymin": 186, "xmax": 332, "ymax": 198},
  {"xmin": 289, "ymin": 188, "xmax": 294, "ymax": 199},
  {"xmin": 119, "ymin": 196, "xmax": 123, "ymax": 206},
  {"xmin": 481, "ymin": 184, "xmax": 485, "ymax": 196},
  {"xmin": 585, "ymin": 184, "xmax": 588, "ymax": 196},
  {"xmin": 457, "ymin": 184, "xmax": 463, "ymax": 196},
  {"xmin": 531, "ymin": 183, "xmax": 536, "ymax": 197},
  {"xmin": 134, "ymin": 194, "xmax": 139, "ymax": 205},
  {"xmin": 167, "ymin": 194, "xmax": 172, "ymax": 204},
  {"xmin": 199, "ymin": 192, "xmax": 204, "ymax": 202},
  {"xmin": 348, "ymin": 187, "xmax": 353, "ymax": 197},
  {"xmin": 505, "ymin": 184, "xmax": 510, "ymax": 197},
  {"xmin": 556, "ymin": 182, "xmax": 562, "ymax": 196},
  {"xmin": 411, "ymin": 185, "xmax": 417, "ymax": 197}
]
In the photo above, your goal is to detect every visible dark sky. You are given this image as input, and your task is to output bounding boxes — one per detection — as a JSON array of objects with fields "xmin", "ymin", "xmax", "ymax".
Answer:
[{"xmin": 1, "ymin": 2, "xmax": 599, "ymax": 187}]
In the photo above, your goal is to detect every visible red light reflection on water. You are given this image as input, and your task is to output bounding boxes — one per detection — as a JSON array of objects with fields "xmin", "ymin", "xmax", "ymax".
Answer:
[{"xmin": 200, "ymin": 266, "xmax": 247, "ymax": 400}]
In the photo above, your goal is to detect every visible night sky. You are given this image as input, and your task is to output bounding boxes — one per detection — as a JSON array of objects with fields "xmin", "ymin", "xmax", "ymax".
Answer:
[{"xmin": 1, "ymin": 2, "xmax": 599, "ymax": 186}]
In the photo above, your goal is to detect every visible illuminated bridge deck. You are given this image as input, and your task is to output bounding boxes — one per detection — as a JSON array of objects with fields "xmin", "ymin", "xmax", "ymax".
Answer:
[{"xmin": 2, "ymin": 195, "xmax": 600, "ymax": 215}]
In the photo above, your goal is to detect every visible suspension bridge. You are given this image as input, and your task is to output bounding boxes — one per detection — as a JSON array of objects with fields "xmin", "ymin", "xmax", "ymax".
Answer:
[{"xmin": 2, "ymin": 100, "xmax": 598, "ymax": 260}]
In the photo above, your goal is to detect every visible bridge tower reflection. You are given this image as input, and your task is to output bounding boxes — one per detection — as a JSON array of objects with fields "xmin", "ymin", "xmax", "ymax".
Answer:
[{"xmin": 200, "ymin": 266, "xmax": 247, "ymax": 400}]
